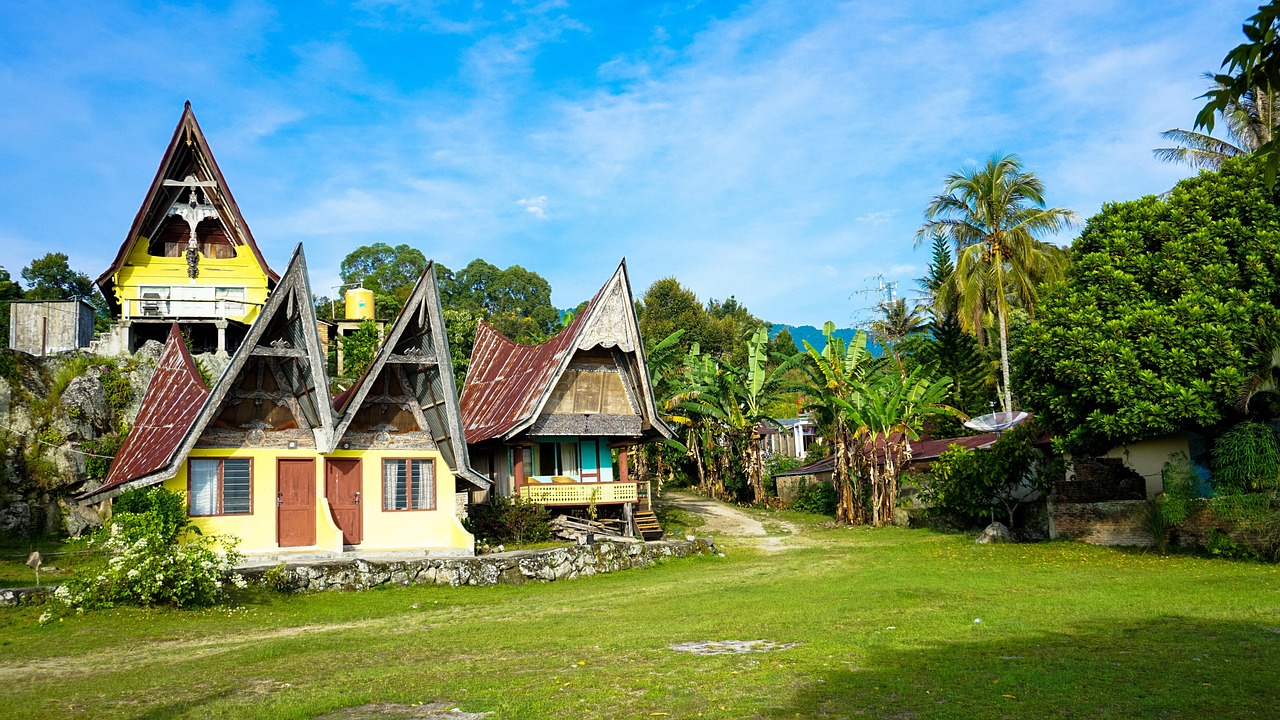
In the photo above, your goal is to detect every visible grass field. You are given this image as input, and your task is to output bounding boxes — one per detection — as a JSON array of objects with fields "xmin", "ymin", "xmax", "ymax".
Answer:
[{"xmin": 0, "ymin": 509, "xmax": 1277, "ymax": 719}]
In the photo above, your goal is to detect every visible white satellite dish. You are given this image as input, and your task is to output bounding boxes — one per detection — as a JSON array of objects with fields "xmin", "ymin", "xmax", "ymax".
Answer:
[{"xmin": 963, "ymin": 410, "xmax": 1029, "ymax": 434}]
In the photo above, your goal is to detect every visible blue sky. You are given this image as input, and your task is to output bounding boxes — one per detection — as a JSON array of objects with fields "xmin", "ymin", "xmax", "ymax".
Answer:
[{"xmin": 0, "ymin": 0, "xmax": 1260, "ymax": 326}]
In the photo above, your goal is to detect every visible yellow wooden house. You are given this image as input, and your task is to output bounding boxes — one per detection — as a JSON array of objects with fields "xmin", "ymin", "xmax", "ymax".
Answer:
[
  {"xmin": 95, "ymin": 103, "xmax": 278, "ymax": 355},
  {"xmin": 81, "ymin": 246, "xmax": 487, "ymax": 558}
]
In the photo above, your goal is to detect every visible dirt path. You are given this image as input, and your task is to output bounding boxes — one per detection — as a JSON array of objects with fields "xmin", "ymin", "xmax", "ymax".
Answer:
[{"xmin": 660, "ymin": 491, "xmax": 800, "ymax": 552}]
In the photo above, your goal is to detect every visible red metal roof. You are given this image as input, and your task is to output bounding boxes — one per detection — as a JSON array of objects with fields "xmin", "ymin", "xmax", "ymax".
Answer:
[
  {"xmin": 460, "ymin": 312, "xmax": 590, "ymax": 445},
  {"xmin": 84, "ymin": 324, "xmax": 210, "ymax": 498},
  {"xmin": 96, "ymin": 103, "xmax": 278, "ymax": 310}
]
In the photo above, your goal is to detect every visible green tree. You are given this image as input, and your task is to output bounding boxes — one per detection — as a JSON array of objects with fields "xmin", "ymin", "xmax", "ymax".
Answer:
[
  {"xmin": 339, "ymin": 320, "xmax": 380, "ymax": 379},
  {"xmin": 338, "ymin": 243, "xmax": 428, "ymax": 318},
  {"xmin": 1018, "ymin": 156, "xmax": 1280, "ymax": 455},
  {"xmin": 0, "ymin": 267, "xmax": 25, "ymax": 348},
  {"xmin": 22, "ymin": 253, "xmax": 94, "ymax": 301},
  {"xmin": 919, "ymin": 153, "xmax": 1077, "ymax": 413},
  {"xmin": 438, "ymin": 259, "xmax": 558, "ymax": 343},
  {"xmin": 903, "ymin": 236, "xmax": 995, "ymax": 427},
  {"xmin": 1198, "ymin": 1, "xmax": 1280, "ymax": 184},
  {"xmin": 869, "ymin": 297, "xmax": 926, "ymax": 373},
  {"xmin": 638, "ymin": 278, "xmax": 707, "ymax": 356}
]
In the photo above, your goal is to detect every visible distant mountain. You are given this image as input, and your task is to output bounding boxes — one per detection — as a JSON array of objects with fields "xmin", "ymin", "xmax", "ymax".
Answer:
[{"xmin": 770, "ymin": 324, "xmax": 880, "ymax": 355}]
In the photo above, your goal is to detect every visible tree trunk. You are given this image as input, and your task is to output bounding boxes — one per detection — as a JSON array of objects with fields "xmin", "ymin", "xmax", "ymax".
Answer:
[
  {"xmin": 996, "ymin": 262, "xmax": 1013, "ymax": 414},
  {"xmin": 748, "ymin": 435, "xmax": 766, "ymax": 505}
]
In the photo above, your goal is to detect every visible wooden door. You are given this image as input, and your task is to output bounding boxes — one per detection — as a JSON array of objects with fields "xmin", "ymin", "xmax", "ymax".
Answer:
[
  {"xmin": 325, "ymin": 458, "xmax": 363, "ymax": 546},
  {"xmin": 277, "ymin": 459, "xmax": 316, "ymax": 547}
]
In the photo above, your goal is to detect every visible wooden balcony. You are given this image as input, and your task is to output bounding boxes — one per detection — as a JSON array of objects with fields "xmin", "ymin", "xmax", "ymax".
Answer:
[{"xmin": 519, "ymin": 481, "xmax": 638, "ymax": 506}]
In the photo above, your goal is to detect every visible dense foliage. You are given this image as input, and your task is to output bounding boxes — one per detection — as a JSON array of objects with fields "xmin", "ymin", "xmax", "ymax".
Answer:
[
  {"xmin": 791, "ymin": 480, "xmax": 837, "ymax": 516},
  {"xmin": 1018, "ymin": 157, "xmax": 1280, "ymax": 455},
  {"xmin": 53, "ymin": 487, "xmax": 243, "ymax": 612},
  {"xmin": 1211, "ymin": 420, "xmax": 1280, "ymax": 492},
  {"xmin": 917, "ymin": 421, "xmax": 1052, "ymax": 529},
  {"xmin": 462, "ymin": 495, "xmax": 552, "ymax": 545}
]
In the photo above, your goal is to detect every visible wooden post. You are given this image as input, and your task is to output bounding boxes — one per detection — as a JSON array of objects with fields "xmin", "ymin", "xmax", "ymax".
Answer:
[
  {"xmin": 619, "ymin": 448, "xmax": 629, "ymax": 484},
  {"xmin": 513, "ymin": 445, "xmax": 525, "ymax": 498}
]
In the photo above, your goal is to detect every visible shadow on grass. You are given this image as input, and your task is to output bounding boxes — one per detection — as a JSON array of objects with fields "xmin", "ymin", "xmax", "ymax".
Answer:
[{"xmin": 771, "ymin": 617, "xmax": 1280, "ymax": 719}]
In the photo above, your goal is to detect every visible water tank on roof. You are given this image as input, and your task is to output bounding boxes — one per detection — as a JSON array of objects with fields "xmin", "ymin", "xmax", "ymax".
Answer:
[{"xmin": 345, "ymin": 287, "xmax": 374, "ymax": 320}]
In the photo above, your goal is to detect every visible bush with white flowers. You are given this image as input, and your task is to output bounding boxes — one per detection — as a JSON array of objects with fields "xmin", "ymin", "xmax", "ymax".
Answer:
[{"xmin": 57, "ymin": 487, "xmax": 244, "ymax": 610}]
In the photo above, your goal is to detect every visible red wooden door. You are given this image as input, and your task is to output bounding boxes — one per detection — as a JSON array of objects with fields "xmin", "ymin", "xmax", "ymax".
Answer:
[
  {"xmin": 277, "ymin": 459, "xmax": 316, "ymax": 547},
  {"xmin": 325, "ymin": 458, "xmax": 363, "ymax": 546}
]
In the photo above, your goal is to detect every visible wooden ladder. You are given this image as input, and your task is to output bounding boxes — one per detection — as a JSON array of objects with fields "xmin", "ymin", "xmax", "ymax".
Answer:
[{"xmin": 634, "ymin": 510, "xmax": 664, "ymax": 541}]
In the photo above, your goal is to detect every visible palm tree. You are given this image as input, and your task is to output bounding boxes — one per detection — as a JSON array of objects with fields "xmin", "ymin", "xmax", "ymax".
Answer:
[
  {"xmin": 1238, "ymin": 329, "xmax": 1280, "ymax": 411},
  {"xmin": 1157, "ymin": 73, "xmax": 1278, "ymax": 170},
  {"xmin": 918, "ymin": 153, "xmax": 1077, "ymax": 413},
  {"xmin": 870, "ymin": 297, "xmax": 926, "ymax": 374}
]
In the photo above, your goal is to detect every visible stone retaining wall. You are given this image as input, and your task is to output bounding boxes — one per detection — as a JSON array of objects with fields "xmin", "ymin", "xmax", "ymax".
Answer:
[
  {"xmin": 240, "ymin": 538, "xmax": 718, "ymax": 593},
  {"xmin": 0, "ymin": 586, "xmax": 50, "ymax": 607}
]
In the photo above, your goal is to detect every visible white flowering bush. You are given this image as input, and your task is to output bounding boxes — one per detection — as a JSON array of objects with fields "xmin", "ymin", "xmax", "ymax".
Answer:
[{"xmin": 56, "ymin": 487, "xmax": 244, "ymax": 610}]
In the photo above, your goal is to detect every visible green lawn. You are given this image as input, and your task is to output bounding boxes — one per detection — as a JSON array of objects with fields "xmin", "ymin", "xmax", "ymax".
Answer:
[
  {"xmin": 0, "ymin": 536, "xmax": 91, "ymax": 588},
  {"xmin": 0, "ymin": 519, "xmax": 1277, "ymax": 719}
]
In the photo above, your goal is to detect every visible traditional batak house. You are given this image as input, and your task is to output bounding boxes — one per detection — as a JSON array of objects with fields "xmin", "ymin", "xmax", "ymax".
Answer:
[
  {"xmin": 460, "ymin": 261, "xmax": 671, "ymax": 539},
  {"xmin": 80, "ymin": 246, "xmax": 486, "ymax": 558},
  {"xmin": 95, "ymin": 103, "xmax": 278, "ymax": 356}
]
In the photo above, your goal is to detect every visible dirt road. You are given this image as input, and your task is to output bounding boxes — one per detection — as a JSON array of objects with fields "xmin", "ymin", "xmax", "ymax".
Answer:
[{"xmin": 660, "ymin": 491, "xmax": 799, "ymax": 552}]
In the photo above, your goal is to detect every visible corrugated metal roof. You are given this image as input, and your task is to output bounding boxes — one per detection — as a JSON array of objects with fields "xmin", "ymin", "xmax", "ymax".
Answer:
[
  {"xmin": 85, "ymin": 324, "xmax": 209, "ymax": 498},
  {"xmin": 460, "ymin": 312, "xmax": 590, "ymax": 445}
]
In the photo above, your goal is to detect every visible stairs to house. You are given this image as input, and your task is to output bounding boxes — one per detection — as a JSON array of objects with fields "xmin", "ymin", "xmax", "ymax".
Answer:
[{"xmin": 634, "ymin": 510, "xmax": 664, "ymax": 541}]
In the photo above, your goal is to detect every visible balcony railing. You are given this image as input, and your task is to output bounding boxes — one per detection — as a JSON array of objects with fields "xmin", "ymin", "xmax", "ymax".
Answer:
[
  {"xmin": 123, "ymin": 297, "xmax": 261, "ymax": 320},
  {"xmin": 519, "ymin": 481, "xmax": 638, "ymax": 506}
]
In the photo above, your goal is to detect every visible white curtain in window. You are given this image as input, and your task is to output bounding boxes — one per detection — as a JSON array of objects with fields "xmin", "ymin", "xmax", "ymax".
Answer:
[
  {"xmin": 412, "ymin": 460, "xmax": 435, "ymax": 510},
  {"xmin": 559, "ymin": 442, "xmax": 579, "ymax": 477},
  {"xmin": 190, "ymin": 459, "xmax": 218, "ymax": 515}
]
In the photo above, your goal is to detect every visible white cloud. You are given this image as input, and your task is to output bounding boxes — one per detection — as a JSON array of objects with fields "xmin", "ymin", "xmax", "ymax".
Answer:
[{"xmin": 517, "ymin": 196, "xmax": 549, "ymax": 220}]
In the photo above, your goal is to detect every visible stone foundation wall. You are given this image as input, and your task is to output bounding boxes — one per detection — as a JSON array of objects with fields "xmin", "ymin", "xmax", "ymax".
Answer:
[
  {"xmin": 240, "ymin": 538, "xmax": 717, "ymax": 592},
  {"xmin": 776, "ymin": 475, "xmax": 830, "ymax": 505}
]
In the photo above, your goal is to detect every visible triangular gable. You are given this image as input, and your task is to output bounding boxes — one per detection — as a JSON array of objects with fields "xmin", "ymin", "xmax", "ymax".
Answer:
[
  {"xmin": 460, "ymin": 260, "xmax": 672, "ymax": 443},
  {"xmin": 80, "ymin": 324, "xmax": 210, "ymax": 501},
  {"xmin": 195, "ymin": 244, "xmax": 334, "ymax": 450},
  {"xmin": 95, "ymin": 102, "xmax": 278, "ymax": 311},
  {"xmin": 334, "ymin": 264, "xmax": 490, "ymax": 490}
]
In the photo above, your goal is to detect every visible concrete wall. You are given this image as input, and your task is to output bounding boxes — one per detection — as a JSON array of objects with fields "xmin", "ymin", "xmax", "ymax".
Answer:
[
  {"xmin": 9, "ymin": 300, "xmax": 95, "ymax": 356},
  {"xmin": 1098, "ymin": 433, "xmax": 1190, "ymax": 499}
]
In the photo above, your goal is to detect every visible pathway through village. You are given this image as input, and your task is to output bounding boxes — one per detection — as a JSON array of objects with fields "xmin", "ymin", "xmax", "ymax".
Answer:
[{"xmin": 659, "ymin": 491, "xmax": 801, "ymax": 552}]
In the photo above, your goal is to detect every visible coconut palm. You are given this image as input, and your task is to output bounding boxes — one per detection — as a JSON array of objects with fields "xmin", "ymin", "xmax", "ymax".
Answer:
[
  {"xmin": 918, "ymin": 153, "xmax": 1077, "ymax": 413},
  {"xmin": 1157, "ymin": 73, "xmax": 1279, "ymax": 170},
  {"xmin": 1238, "ymin": 329, "xmax": 1280, "ymax": 411},
  {"xmin": 870, "ymin": 297, "xmax": 926, "ymax": 374}
]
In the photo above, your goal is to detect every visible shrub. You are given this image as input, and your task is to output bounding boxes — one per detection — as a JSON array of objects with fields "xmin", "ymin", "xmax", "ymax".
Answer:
[
  {"xmin": 1204, "ymin": 528, "xmax": 1263, "ymax": 561},
  {"xmin": 54, "ymin": 487, "xmax": 243, "ymax": 610},
  {"xmin": 792, "ymin": 480, "xmax": 837, "ymax": 516},
  {"xmin": 81, "ymin": 434, "xmax": 123, "ymax": 482},
  {"xmin": 101, "ymin": 368, "xmax": 132, "ymax": 410},
  {"xmin": 462, "ymin": 495, "xmax": 552, "ymax": 545},
  {"xmin": 918, "ymin": 422, "xmax": 1051, "ymax": 529},
  {"xmin": 1211, "ymin": 421, "xmax": 1280, "ymax": 493}
]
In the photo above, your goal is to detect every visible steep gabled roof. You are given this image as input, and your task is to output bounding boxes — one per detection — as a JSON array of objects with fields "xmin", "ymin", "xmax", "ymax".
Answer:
[
  {"xmin": 460, "ymin": 260, "xmax": 672, "ymax": 444},
  {"xmin": 82, "ymin": 246, "xmax": 330, "ymax": 503},
  {"xmin": 96, "ymin": 102, "xmax": 278, "ymax": 311},
  {"xmin": 197, "ymin": 244, "xmax": 334, "ymax": 449},
  {"xmin": 334, "ymin": 263, "xmax": 490, "ymax": 490},
  {"xmin": 80, "ymin": 324, "xmax": 210, "ymax": 501}
]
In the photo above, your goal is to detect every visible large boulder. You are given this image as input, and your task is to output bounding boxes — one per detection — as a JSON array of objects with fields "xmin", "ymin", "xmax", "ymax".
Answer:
[{"xmin": 975, "ymin": 522, "xmax": 1014, "ymax": 544}]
